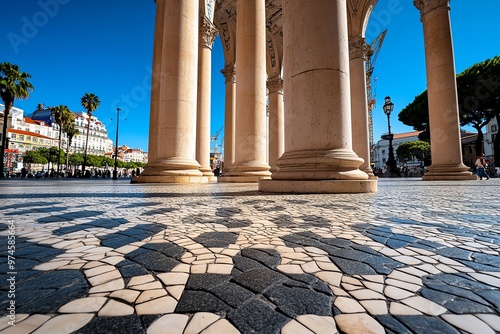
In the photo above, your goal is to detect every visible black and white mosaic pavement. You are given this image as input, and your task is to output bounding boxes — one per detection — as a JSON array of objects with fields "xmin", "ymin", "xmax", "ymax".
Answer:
[{"xmin": 0, "ymin": 179, "xmax": 499, "ymax": 333}]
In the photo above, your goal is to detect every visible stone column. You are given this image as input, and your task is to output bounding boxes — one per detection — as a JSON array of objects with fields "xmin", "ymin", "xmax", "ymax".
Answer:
[
  {"xmin": 414, "ymin": 0, "xmax": 474, "ymax": 180},
  {"xmin": 135, "ymin": 0, "xmax": 203, "ymax": 183},
  {"xmin": 260, "ymin": 0, "xmax": 376, "ymax": 193},
  {"xmin": 267, "ymin": 76, "xmax": 284, "ymax": 173},
  {"xmin": 349, "ymin": 36, "xmax": 375, "ymax": 179},
  {"xmin": 221, "ymin": 65, "xmax": 236, "ymax": 173},
  {"xmin": 196, "ymin": 17, "xmax": 218, "ymax": 179},
  {"xmin": 220, "ymin": 0, "xmax": 271, "ymax": 182},
  {"xmin": 143, "ymin": 0, "xmax": 166, "ymax": 169}
]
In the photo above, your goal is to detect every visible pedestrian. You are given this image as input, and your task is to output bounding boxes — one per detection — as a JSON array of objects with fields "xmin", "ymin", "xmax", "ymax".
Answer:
[{"xmin": 475, "ymin": 153, "xmax": 490, "ymax": 180}]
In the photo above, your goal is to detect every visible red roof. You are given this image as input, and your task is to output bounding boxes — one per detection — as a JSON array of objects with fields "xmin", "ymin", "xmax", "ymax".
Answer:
[
  {"xmin": 8, "ymin": 128, "xmax": 55, "ymax": 140},
  {"xmin": 393, "ymin": 131, "xmax": 423, "ymax": 139}
]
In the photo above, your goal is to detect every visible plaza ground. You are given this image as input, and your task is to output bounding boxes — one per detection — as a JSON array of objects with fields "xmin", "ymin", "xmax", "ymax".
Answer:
[{"xmin": 0, "ymin": 178, "xmax": 499, "ymax": 333}]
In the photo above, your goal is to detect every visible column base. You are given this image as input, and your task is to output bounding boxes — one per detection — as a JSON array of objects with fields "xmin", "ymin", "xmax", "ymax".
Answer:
[
  {"xmin": 219, "ymin": 175, "xmax": 271, "ymax": 183},
  {"xmin": 259, "ymin": 179, "xmax": 377, "ymax": 193},
  {"xmin": 422, "ymin": 164, "xmax": 477, "ymax": 181},
  {"xmin": 131, "ymin": 175, "xmax": 210, "ymax": 184}
]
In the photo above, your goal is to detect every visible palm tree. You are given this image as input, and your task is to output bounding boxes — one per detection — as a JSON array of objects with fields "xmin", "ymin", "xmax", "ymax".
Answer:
[
  {"xmin": 0, "ymin": 62, "xmax": 34, "ymax": 177},
  {"xmin": 51, "ymin": 105, "xmax": 72, "ymax": 177},
  {"xmin": 81, "ymin": 93, "xmax": 100, "ymax": 175},
  {"xmin": 64, "ymin": 120, "xmax": 79, "ymax": 177}
]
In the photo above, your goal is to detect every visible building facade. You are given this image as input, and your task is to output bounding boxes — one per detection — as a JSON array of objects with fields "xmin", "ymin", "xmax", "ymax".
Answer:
[{"xmin": 30, "ymin": 104, "xmax": 114, "ymax": 156}]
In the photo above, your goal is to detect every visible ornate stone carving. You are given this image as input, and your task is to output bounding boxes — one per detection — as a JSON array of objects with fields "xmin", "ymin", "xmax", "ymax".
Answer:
[
  {"xmin": 267, "ymin": 76, "xmax": 283, "ymax": 94},
  {"xmin": 349, "ymin": 36, "xmax": 367, "ymax": 60},
  {"xmin": 199, "ymin": 16, "xmax": 219, "ymax": 49},
  {"xmin": 221, "ymin": 65, "xmax": 236, "ymax": 83},
  {"xmin": 414, "ymin": 0, "xmax": 449, "ymax": 19}
]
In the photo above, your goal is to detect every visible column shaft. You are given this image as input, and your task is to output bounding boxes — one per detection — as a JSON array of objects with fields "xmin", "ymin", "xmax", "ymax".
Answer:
[
  {"xmin": 136, "ymin": 0, "xmax": 203, "ymax": 183},
  {"xmin": 196, "ymin": 17, "xmax": 218, "ymax": 178},
  {"xmin": 221, "ymin": 0, "xmax": 271, "ymax": 182},
  {"xmin": 145, "ymin": 0, "xmax": 165, "ymax": 166},
  {"xmin": 414, "ymin": 0, "xmax": 474, "ymax": 180},
  {"xmin": 260, "ymin": 0, "xmax": 375, "ymax": 193},
  {"xmin": 349, "ymin": 37, "xmax": 375, "ymax": 178},
  {"xmin": 267, "ymin": 77, "xmax": 284, "ymax": 173},
  {"xmin": 221, "ymin": 65, "xmax": 236, "ymax": 173}
]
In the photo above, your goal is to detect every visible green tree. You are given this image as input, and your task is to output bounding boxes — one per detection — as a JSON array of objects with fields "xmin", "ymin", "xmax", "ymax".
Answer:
[
  {"xmin": 64, "ymin": 116, "xmax": 79, "ymax": 175},
  {"xmin": 81, "ymin": 92, "xmax": 100, "ymax": 174},
  {"xmin": 69, "ymin": 153, "xmax": 84, "ymax": 168},
  {"xmin": 51, "ymin": 105, "xmax": 72, "ymax": 177},
  {"xmin": 396, "ymin": 140, "xmax": 431, "ymax": 164},
  {"xmin": 0, "ymin": 62, "xmax": 34, "ymax": 177},
  {"xmin": 399, "ymin": 56, "xmax": 500, "ymax": 162},
  {"xmin": 457, "ymin": 56, "xmax": 500, "ymax": 162},
  {"xmin": 23, "ymin": 149, "xmax": 48, "ymax": 169}
]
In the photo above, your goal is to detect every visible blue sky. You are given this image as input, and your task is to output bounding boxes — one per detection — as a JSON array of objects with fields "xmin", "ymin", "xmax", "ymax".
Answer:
[{"xmin": 2, "ymin": 1, "xmax": 499, "ymax": 152}]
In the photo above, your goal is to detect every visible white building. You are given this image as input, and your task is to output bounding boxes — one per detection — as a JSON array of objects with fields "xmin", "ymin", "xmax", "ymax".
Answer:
[
  {"xmin": 30, "ymin": 104, "xmax": 114, "ymax": 156},
  {"xmin": 372, "ymin": 131, "xmax": 423, "ymax": 171},
  {"xmin": 121, "ymin": 145, "xmax": 148, "ymax": 163},
  {"xmin": 483, "ymin": 117, "xmax": 498, "ymax": 161}
]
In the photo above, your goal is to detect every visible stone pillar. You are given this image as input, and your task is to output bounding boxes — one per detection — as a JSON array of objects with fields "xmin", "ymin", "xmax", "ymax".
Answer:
[
  {"xmin": 144, "ymin": 0, "xmax": 166, "ymax": 167},
  {"xmin": 414, "ymin": 0, "xmax": 475, "ymax": 180},
  {"xmin": 260, "ymin": 0, "xmax": 376, "ymax": 193},
  {"xmin": 220, "ymin": 0, "xmax": 271, "ymax": 182},
  {"xmin": 196, "ymin": 17, "xmax": 218, "ymax": 179},
  {"xmin": 267, "ymin": 76, "xmax": 284, "ymax": 173},
  {"xmin": 221, "ymin": 65, "xmax": 236, "ymax": 173},
  {"xmin": 349, "ymin": 36, "xmax": 375, "ymax": 179},
  {"xmin": 135, "ymin": 0, "xmax": 203, "ymax": 183}
]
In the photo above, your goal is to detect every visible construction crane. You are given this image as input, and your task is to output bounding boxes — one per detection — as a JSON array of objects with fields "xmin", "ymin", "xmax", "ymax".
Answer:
[
  {"xmin": 210, "ymin": 125, "xmax": 224, "ymax": 154},
  {"xmin": 366, "ymin": 29, "xmax": 387, "ymax": 149}
]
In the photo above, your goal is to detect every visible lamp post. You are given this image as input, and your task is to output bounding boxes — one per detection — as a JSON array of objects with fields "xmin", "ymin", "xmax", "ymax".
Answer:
[
  {"xmin": 112, "ymin": 107, "xmax": 120, "ymax": 180},
  {"xmin": 383, "ymin": 96, "xmax": 398, "ymax": 175}
]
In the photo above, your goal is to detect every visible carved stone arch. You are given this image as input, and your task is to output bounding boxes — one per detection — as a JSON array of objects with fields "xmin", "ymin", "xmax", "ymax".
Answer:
[
  {"xmin": 214, "ymin": 2, "xmax": 236, "ymax": 67},
  {"xmin": 265, "ymin": 33, "xmax": 282, "ymax": 79},
  {"xmin": 347, "ymin": 0, "xmax": 378, "ymax": 38}
]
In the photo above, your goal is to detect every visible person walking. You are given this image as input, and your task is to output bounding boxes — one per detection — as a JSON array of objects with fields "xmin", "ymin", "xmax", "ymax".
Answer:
[{"xmin": 475, "ymin": 153, "xmax": 490, "ymax": 180}]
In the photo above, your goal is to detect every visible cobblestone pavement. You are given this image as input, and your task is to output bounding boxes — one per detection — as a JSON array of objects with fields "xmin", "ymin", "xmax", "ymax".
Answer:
[{"xmin": 0, "ymin": 178, "xmax": 499, "ymax": 334}]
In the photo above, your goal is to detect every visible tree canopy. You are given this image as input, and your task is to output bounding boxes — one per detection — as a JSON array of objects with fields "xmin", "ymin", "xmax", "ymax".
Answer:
[
  {"xmin": 0, "ymin": 62, "xmax": 33, "ymax": 176},
  {"xmin": 398, "ymin": 56, "xmax": 500, "ymax": 162}
]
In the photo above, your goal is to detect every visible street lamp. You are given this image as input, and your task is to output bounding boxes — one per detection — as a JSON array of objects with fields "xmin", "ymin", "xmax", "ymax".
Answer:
[
  {"xmin": 112, "ymin": 107, "xmax": 120, "ymax": 180},
  {"xmin": 383, "ymin": 96, "xmax": 398, "ymax": 175}
]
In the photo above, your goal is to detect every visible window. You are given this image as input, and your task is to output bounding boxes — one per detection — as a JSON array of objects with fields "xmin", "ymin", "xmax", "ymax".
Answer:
[
  {"xmin": 26, "ymin": 136, "xmax": 32, "ymax": 142},
  {"xmin": 382, "ymin": 150, "xmax": 386, "ymax": 155},
  {"xmin": 11, "ymin": 134, "xmax": 17, "ymax": 140},
  {"xmin": 492, "ymin": 124, "xmax": 498, "ymax": 133},
  {"xmin": 19, "ymin": 135, "xmax": 24, "ymax": 141}
]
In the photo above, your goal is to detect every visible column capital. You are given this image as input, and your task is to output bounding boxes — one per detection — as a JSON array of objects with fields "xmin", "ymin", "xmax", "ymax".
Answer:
[
  {"xmin": 199, "ymin": 16, "xmax": 218, "ymax": 49},
  {"xmin": 221, "ymin": 65, "xmax": 236, "ymax": 83},
  {"xmin": 349, "ymin": 36, "xmax": 367, "ymax": 60},
  {"xmin": 414, "ymin": 0, "xmax": 449, "ymax": 19},
  {"xmin": 267, "ymin": 76, "xmax": 283, "ymax": 94}
]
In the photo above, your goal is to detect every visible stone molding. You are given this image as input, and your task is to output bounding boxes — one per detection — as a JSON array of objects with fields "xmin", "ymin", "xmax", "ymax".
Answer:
[
  {"xmin": 349, "ymin": 36, "xmax": 367, "ymax": 60},
  {"xmin": 221, "ymin": 65, "xmax": 236, "ymax": 83},
  {"xmin": 199, "ymin": 16, "xmax": 219, "ymax": 49},
  {"xmin": 414, "ymin": 0, "xmax": 450, "ymax": 19},
  {"xmin": 267, "ymin": 76, "xmax": 283, "ymax": 94}
]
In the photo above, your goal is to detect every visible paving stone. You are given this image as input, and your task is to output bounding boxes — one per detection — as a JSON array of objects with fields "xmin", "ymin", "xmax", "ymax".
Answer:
[
  {"xmin": 335, "ymin": 313, "xmax": 385, "ymax": 334},
  {"xmin": 183, "ymin": 312, "xmax": 220, "ymax": 334},
  {"xmin": 31, "ymin": 313, "xmax": 94, "ymax": 333},
  {"xmin": 2, "ymin": 180, "xmax": 500, "ymax": 334},
  {"xmin": 374, "ymin": 315, "xmax": 412, "ymax": 334},
  {"xmin": 395, "ymin": 315, "xmax": 461, "ymax": 334},
  {"xmin": 441, "ymin": 314, "xmax": 495, "ymax": 334},
  {"xmin": 226, "ymin": 299, "xmax": 290, "ymax": 334},
  {"xmin": 476, "ymin": 314, "xmax": 500, "ymax": 331},
  {"xmin": 147, "ymin": 314, "xmax": 189, "ymax": 334},
  {"xmin": 419, "ymin": 288, "xmax": 494, "ymax": 313}
]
